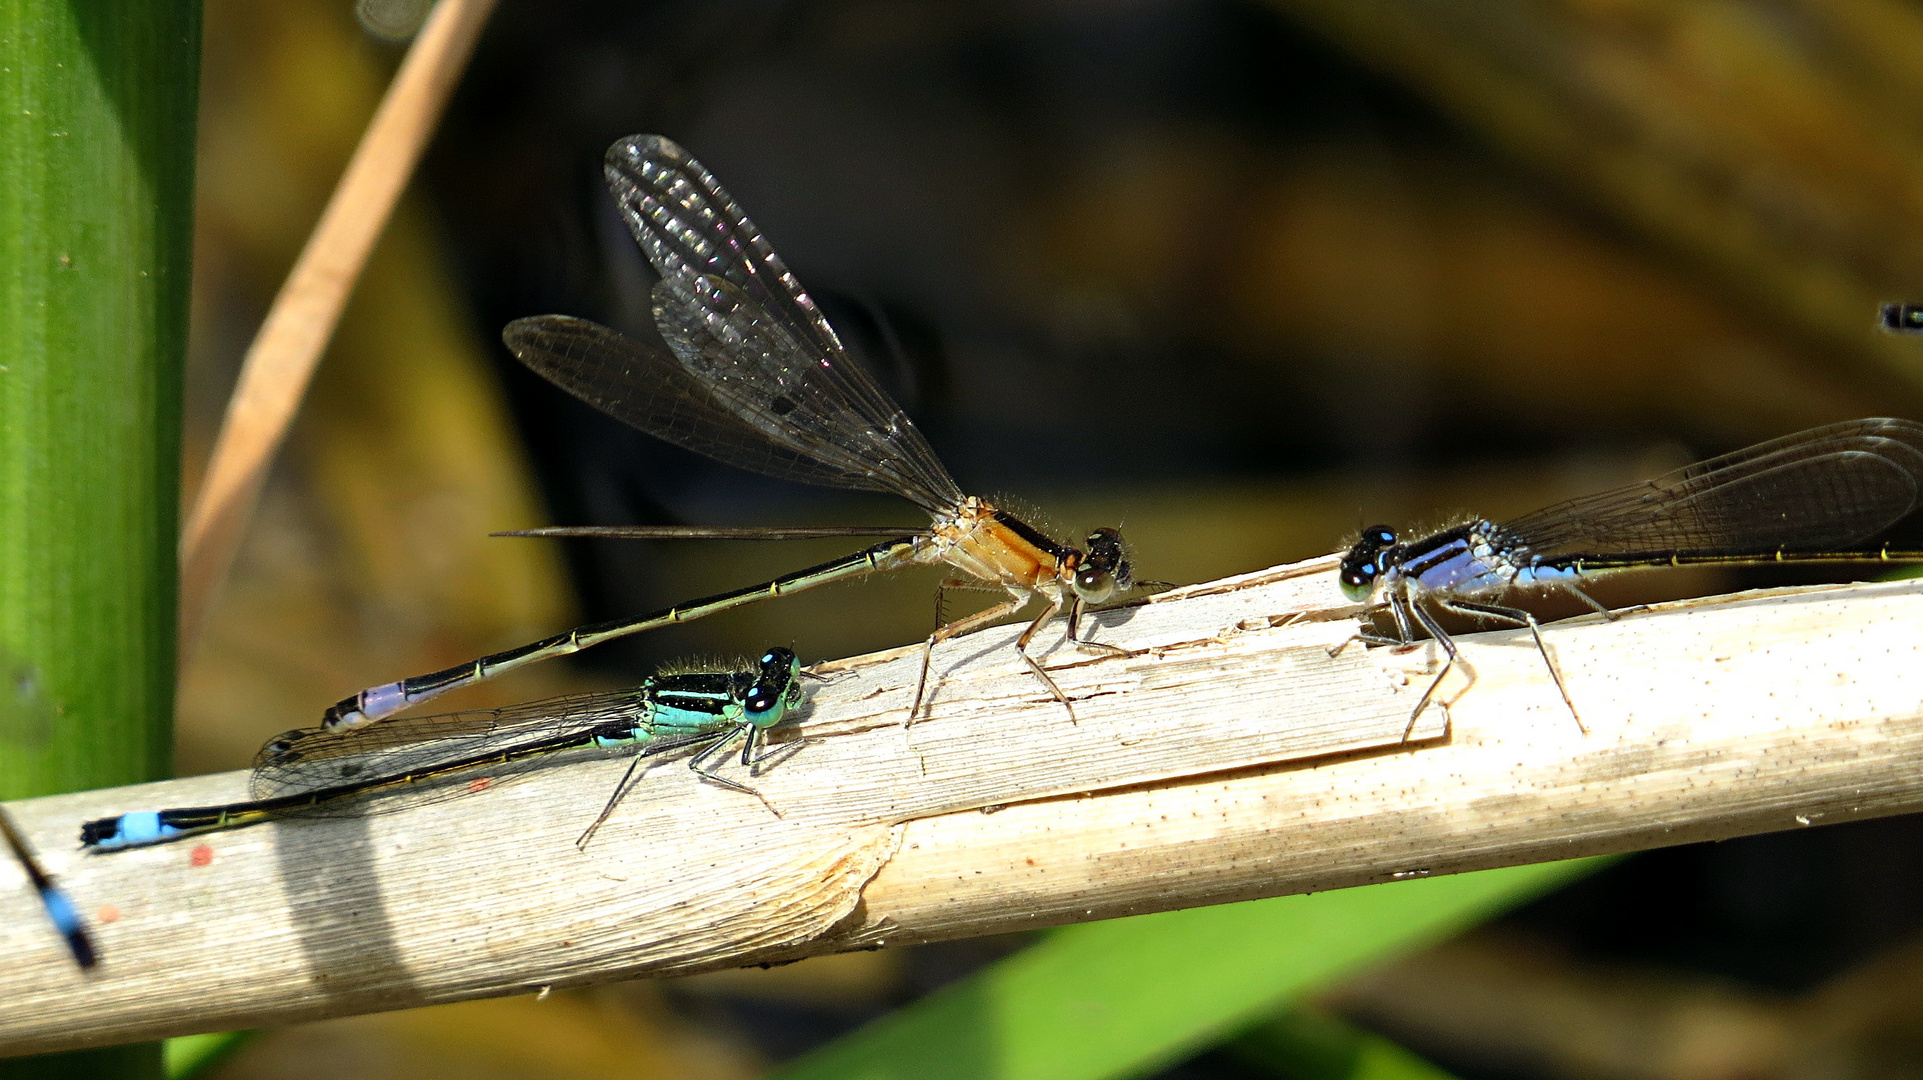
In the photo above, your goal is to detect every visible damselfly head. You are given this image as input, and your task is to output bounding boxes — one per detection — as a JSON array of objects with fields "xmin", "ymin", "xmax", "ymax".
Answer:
[
  {"xmin": 1074, "ymin": 527, "xmax": 1133, "ymax": 602},
  {"xmin": 745, "ymin": 647, "xmax": 803, "ymax": 727},
  {"xmin": 1339, "ymin": 525, "xmax": 1398, "ymax": 602}
]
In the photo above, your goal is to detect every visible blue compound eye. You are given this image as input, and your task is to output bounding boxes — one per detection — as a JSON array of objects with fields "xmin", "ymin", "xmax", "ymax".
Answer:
[{"xmin": 746, "ymin": 686, "xmax": 779, "ymax": 714}]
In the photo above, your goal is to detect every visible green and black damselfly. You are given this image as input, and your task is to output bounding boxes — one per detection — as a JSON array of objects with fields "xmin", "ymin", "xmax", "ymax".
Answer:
[
  {"xmin": 3, "ymin": 806, "xmax": 96, "ymax": 968},
  {"xmin": 1337, "ymin": 417, "xmax": 1923, "ymax": 729},
  {"xmin": 320, "ymin": 134, "xmax": 1143, "ymax": 736},
  {"xmin": 85, "ymin": 648, "xmax": 809, "ymax": 853}
]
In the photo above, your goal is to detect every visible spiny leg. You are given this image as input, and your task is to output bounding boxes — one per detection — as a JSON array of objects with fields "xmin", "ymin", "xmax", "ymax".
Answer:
[
  {"xmin": 747, "ymin": 733, "xmax": 812, "ymax": 776},
  {"xmin": 577, "ymin": 750, "xmax": 654, "ymax": 850},
  {"xmin": 688, "ymin": 725, "xmax": 759, "ymax": 796},
  {"xmin": 732, "ymin": 720, "xmax": 808, "ymax": 773},
  {"xmin": 1387, "ymin": 587, "xmax": 1418, "ymax": 644},
  {"xmin": 690, "ymin": 725, "xmax": 781, "ymax": 817},
  {"xmin": 576, "ymin": 732, "xmax": 731, "ymax": 849},
  {"xmin": 909, "ymin": 586, "xmax": 1028, "ymax": 727},
  {"xmin": 1329, "ymin": 615, "xmax": 1406, "ymax": 658},
  {"xmin": 1331, "ymin": 583, "xmax": 1421, "ymax": 659},
  {"xmin": 1438, "ymin": 598, "xmax": 1585, "ymax": 734},
  {"xmin": 1399, "ymin": 591, "xmax": 1461, "ymax": 739},
  {"xmin": 908, "ymin": 578, "xmax": 961, "ymax": 727},
  {"xmin": 1065, "ymin": 597, "xmax": 1128, "ymax": 658},
  {"xmin": 1011, "ymin": 594, "xmax": 1076, "ymax": 723}
]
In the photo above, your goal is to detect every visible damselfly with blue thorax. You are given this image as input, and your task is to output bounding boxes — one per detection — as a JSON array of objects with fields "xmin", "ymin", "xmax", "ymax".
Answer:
[{"xmin": 1337, "ymin": 418, "xmax": 1923, "ymax": 730}]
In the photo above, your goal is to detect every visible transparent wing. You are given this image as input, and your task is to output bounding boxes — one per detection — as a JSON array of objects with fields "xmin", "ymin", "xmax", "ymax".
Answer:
[
  {"xmin": 248, "ymin": 688, "xmax": 708, "ymax": 819},
  {"xmin": 649, "ymin": 273, "xmax": 956, "ymax": 510},
  {"xmin": 505, "ymin": 315, "xmax": 940, "ymax": 497},
  {"xmin": 496, "ymin": 525, "xmax": 925, "ymax": 539},
  {"xmin": 603, "ymin": 134, "xmax": 964, "ymax": 513},
  {"xmin": 1503, "ymin": 418, "xmax": 1923, "ymax": 559}
]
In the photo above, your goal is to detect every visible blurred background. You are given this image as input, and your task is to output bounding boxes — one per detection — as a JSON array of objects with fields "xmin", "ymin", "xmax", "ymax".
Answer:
[{"xmin": 178, "ymin": 0, "xmax": 1923, "ymax": 1077}]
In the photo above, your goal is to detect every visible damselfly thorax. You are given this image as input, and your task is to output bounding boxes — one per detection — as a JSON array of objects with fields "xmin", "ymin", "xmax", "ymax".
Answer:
[{"xmin": 1336, "ymin": 418, "xmax": 1923, "ymax": 734}]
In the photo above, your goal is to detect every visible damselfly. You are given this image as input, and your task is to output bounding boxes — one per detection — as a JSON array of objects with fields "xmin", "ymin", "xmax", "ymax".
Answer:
[
  {"xmin": 1337, "ymin": 417, "xmax": 1923, "ymax": 729},
  {"xmin": 321, "ymin": 134, "xmax": 1141, "ymax": 735},
  {"xmin": 1881, "ymin": 303, "xmax": 1923, "ymax": 334},
  {"xmin": 87, "ymin": 648, "xmax": 808, "ymax": 852},
  {"xmin": 3, "ymin": 806, "xmax": 96, "ymax": 968}
]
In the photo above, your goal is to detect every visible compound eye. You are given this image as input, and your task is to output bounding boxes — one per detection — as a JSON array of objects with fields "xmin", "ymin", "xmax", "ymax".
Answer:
[
  {"xmin": 1337, "ymin": 534, "xmax": 1385, "ymax": 600},
  {"xmin": 1338, "ymin": 569, "xmax": 1375, "ymax": 603},
  {"xmin": 745, "ymin": 687, "xmax": 779, "ymax": 715},
  {"xmin": 1074, "ymin": 567, "xmax": 1116, "ymax": 602},
  {"xmin": 1366, "ymin": 525, "xmax": 1397, "ymax": 547}
]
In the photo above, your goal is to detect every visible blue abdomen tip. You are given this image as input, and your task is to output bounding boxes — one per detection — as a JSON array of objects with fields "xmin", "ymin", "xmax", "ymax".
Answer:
[
  {"xmin": 38, "ymin": 886, "xmax": 82, "ymax": 935},
  {"xmin": 105, "ymin": 811, "xmax": 178, "ymax": 848}
]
